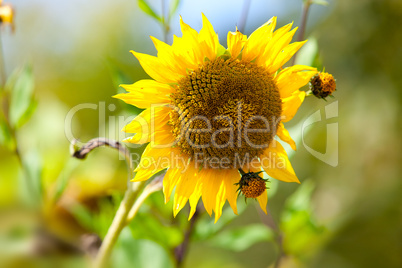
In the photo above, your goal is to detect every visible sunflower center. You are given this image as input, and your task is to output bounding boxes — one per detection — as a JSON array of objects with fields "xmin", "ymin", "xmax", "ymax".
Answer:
[{"xmin": 170, "ymin": 58, "xmax": 282, "ymax": 168}]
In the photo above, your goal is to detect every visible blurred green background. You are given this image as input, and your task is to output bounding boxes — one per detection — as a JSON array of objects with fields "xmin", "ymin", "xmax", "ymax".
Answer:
[{"xmin": 0, "ymin": 0, "xmax": 401, "ymax": 267}]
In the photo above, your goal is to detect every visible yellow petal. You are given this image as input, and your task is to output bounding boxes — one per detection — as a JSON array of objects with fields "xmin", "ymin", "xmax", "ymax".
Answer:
[
  {"xmin": 150, "ymin": 36, "xmax": 188, "ymax": 77},
  {"xmin": 277, "ymin": 122, "xmax": 296, "ymax": 150},
  {"xmin": 258, "ymin": 24, "xmax": 297, "ymax": 69},
  {"xmin": 163, "ymin": 166, "xmax": 182, "ymax": 203},
  {"xmin": 173, "ymin": 164, "xmax": 199, "ymax": 216},
  {"xmin": 199, "ymin": 13, "xmax": 219, "ymax": 60},
  {"xmin": 199, "ymin": 168, "xmax": 221, "ymax": 216},
  {"xmin": 214, "ymin": 179, "xmax": 226, "ymax": 223},
  {"xmin": 131, "ymin": 51, "xmax": 179, "ymax": 83},
  {"xmin": 260, "ymin": 141, "xmax": 300, "ymax": 183},
  {"xmin": 256, "ymin": 189, "xmax": 268, "ymax": 214},
  {"xmin": 132, "ymin": 144, "xmax": 172, "ymax": 181},
  {"xmin": 242, "ymin": 17, "xmax": 277, "ymax": 62},
  {"xmin": 268, "ymin": 40, "xmax": 307, "ymax": 73},
  {"xmin": 227, "ymin": 28, "xmax": 247, "ymax": 59},
  {"xmin": 223, "ymin": 170, "xmax": 240, "ymax": 215},
  {"xmin": 122, "ymin": 106, "xmax": 171, "ymax": 144},
  {"xmin": 281, "ymin": 90, "xmax": 306, "ymax": 123},
  {"xmin": 188, "ymin": 178, "xmax": 202, "ymax": 220},
  {"xmin": 255, "ymin": 22, "xmax": 294, "ymax": 66},
  {"xmin": 275, "ymin": 65, "xmax": 317, "ymax": 98},
  {"xmin": 115, "ymin": 79, "xmax": 173, "ymax": 109}
]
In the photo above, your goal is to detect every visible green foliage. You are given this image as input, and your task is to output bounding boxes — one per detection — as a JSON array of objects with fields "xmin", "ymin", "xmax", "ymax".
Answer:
[
  {"xmin": 138, "ymin": 0, "xmax": 162, "ymax": 22},
  {"xmin": 6, "ymin": 64, "xmax": 36, "ymax": 129},
  {"xmin": 128, "ymin": 209, "xmax": 183, "ymax": 249},
  {"xmin": 111, "ymin": 229, "xmax": 175, "ymax": 268},
  {"xmin": 69, "ymin": 195, "xmax": 121, "ymax": 237},
  {"xmin": 0, "ymin": 112, "xmax": 15, "ymax": 150},
  {"xmin": 22, "ymin": 150, "xmax": 44, "ymax": 205},
  {"xmin": 280, "ymin": 180, "xmax": 327, "ymax": 258},
  {"xmin": 193, "ymin": 202, "xmax": 247, "ymax": 240},
  {"xmin": 209, "ymin": 224, "xmax": 274, "ymax": 251},
  {"xmin": 295, "ymin": 37, "xmax": 322, "ymax": 70}
]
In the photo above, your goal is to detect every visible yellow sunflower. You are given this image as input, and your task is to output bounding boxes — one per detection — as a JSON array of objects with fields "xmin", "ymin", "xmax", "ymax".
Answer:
[{"xmin": 115, "ymin": 14, "xmax": 317, "ymax": 222}]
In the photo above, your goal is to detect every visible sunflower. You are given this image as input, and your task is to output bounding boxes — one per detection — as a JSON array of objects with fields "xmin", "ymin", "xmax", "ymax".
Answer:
[{"xmin": 115, "ymin": 14, "xmax": 317, "ymax": 222}]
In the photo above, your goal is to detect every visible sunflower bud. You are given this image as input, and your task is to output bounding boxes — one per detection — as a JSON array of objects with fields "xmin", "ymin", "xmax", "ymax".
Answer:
[
  {"xmin": 0, "ymin": 3, "xmax": 14, "ymax": 30},
  {"xmin": 236, "ymin": 169, "xmax": 268, "ymax": 199},
  {"xmin": 310, "ymin": 72, "xmax": 336, "ymax": 100}
]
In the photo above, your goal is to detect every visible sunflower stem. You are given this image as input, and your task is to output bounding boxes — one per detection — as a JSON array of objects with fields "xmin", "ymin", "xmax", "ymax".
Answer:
[
  {"xmin": 93, "ymin": 181, "xmax": 145, "ymax": 268},
  {"xmin": 125, "ymin": 175, "xmax": 163, "ymax": 223},
  {"xmin": 291, "ymin": 0, "xmax": 312, "ymax": 65},
  {"xmin": 175, "ymin": 209, "xmax": 200, "ymax": 267},
  {"xmin": 238, "ymin": 0, "xmax": 251, "ymax": 33}
]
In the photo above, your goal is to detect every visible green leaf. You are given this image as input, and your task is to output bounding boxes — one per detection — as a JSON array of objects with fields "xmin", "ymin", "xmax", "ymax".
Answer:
[
  {"xmin": 169, "ymin": 0, "xmax": 181, "ymax": 18},
  {"xmin": 193, "ymin": 202, "xmax": 247, "ymax": 241},
  {"xmin": 24, "ymin": 150, "xmax": 43, "ymax": 199},
  {"xmin": 209, "ymin": 224, "xmax": 274, "ymax": 251},
  {"xmin": 280, "ymin": 180, "xmax": 328, "ymax": 257},
  {"xmin": 295, "ymin": 37, "xmax": 322, "ymax": 69},
  {"xmin": 138, "ymin": 0, "xmax": 162, "ymax": 22},
  {"xmin": 7, "ymin": 65, "xmax": 36, "ymax": 129}
]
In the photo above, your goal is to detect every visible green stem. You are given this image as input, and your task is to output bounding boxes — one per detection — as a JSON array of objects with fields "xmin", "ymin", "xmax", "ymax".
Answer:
[
  {"xmin": 126, "ymin": 177, "xmax": 162, "ymax": 223},
  {"xmin": 0, "ymin": 31, "xmax": 6, "ymax": 88},
  {"xmin": 93, "ymin": 181, "xmax": 145, "ymax": 268},
  {"xmin": 161, "ymin": 0, "xmax": 168, "ymax": 43}
]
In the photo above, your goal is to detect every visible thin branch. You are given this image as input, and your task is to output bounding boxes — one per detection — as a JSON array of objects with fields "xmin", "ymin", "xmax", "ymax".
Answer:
[
  {"xmin": 291, "ymin": 0, "xmax": 312, "ymax": 65},
  {"xmin": 93, "ymin": 181, "xmax": 145, "ymax": 268},
  {"xmin": 125, "ymin": 173, "xmax": 164, "ymax": 223},
  {"xmin": 257, "ymin": 208, "xmax": 284, "ymax": 268},
  {"xmin": 71, "ymin": 137, "xmax": 129, "ymax": 160},
  {"xmin": 174, "ymin": 207, "xmax": 201, "ymax": 267},
  {"xmin": 238, "ymin": 0, "xmax": 251, "ymax": 33}
]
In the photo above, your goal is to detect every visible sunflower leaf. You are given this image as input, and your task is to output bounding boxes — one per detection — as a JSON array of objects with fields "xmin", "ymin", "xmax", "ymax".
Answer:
[
  {"xmin": 138, "ymin": 0, "xmax": 162, "ymax": 23},
  {"xmin": 209, "ymin": 224, "xmax": 274, "ymax": 251}
]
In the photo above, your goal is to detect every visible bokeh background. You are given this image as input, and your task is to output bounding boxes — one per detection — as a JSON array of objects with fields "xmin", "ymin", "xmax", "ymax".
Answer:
[{"xmin": 0, "ymin": 0, "xmax": 401, "ymax": 267}]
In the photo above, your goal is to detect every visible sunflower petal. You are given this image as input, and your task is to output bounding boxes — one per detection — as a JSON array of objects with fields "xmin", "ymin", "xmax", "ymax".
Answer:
[
  {"xmin": 275, "ymin": 65, "xmax": 317, "ymax": 98},
  {"xmin": 199, "ymin": 168, "xmax": 221, "ymax": 216},
  {"xmin": 256, "ymin": 189, "xmax": 268, "ymax": 214},
  {"xmin": 214, "ymin": 179, "xmax": 226, "ymax": 223},
  {"xmin": 132, "ymin": 144, "xmax": 172, "ymax": 181},
  {"xmin": 277, "ymin": 122, "xmax": 296, "ymax": 150},
  {"xmin": 227, "ymin": 28, "xmax": 246, "ymax": 59},
  {"xmin": 173, "ymin": 164, "xmax": 199, "ymax": 216},
  {"xmin": 281, "ymin": 90, "xmax": 306, "ymax": 123},
  {"xmin": 199, "ymin": 13, "xmax": 219, "ymax": 60},
  {"xmin": 242, "ymin": 17, "xmax": 277, "ymax": 62},
  {"xmin": 163, "ymin": 166, "xmax": 182, "ymax": 203},
  {"xmin": 188, "ymin": 179, "xmax": 202, "ymax": 220},
  {"xmin": 131, "ymin": 51, "xmax": 179, "ymax": 83},
  {"xmin": 260, "ymin": 141, "xmax": 300, "ymax": 183},
  {"xmin": 223, "ymin": 170, "xmax": 240, "ymax": 215},
  {"xmin": 268, "ymin": 40, "xmax": 307, "ymax": 73}
]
